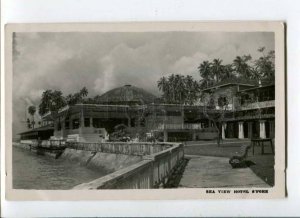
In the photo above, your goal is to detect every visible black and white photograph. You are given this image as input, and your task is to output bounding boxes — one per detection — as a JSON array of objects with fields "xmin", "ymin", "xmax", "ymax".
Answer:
[{"xmin": 5, "ymin": 22, "xmax": 285, "ymax": 199}]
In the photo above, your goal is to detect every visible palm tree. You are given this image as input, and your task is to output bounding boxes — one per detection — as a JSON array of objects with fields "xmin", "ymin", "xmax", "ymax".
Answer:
[
  {"xmin": 52, "ymin": 90, "xmax": 66, "ymax": 109},
  {"xmin": 221, "ymin": 64, "xmax": 234, "ymax": 81},
  {"xmin": 168, "ymin": 74, "xmax": 176, "ymax": 103},
  {"xmin": 184, "ymin": 75, "xmax": 193, "ymax": 104},
  {"xmin": 233, "ymin": 55, "xmax": 253, "ymax": 79},
  {"xmin": 157, "ymin": 76, "xmax": 169, "ymax": 102},
  {"xmin": 39, "ymin": 89, "xmax": 67, "ymax": 116},
  {"xmin": 158, "ymin": 74, "xmax": 201, "ymax": 105},
  {"xmin": 80, "ymin": 87, "xmax": 88, "ymax": 98},
  {"xmin": 254, "ymin": 49, "xmax": 275, "ymax": 82},
  {"xmin": 211, "ymin": 59, "xmax": 223, "ymax": 83},
  {"xmin": 233, "ymin": 56, "xmax": 243, "ymax": 76},
  {"xmin": 157, "ymin": 76, "xmax": 167, "ymax": 92},
  {"xmin": 26, "ymin": 118, "xmax": 31, "ymax": 129},
  {"xmin": 198, "ymin": 61, "xmax": 212, "ymax": 88},
  {"xmin": 174, "ymin": 74, "xmax": 185, "ymax": 103},
  {"xmin": 28, "ymin": 105, "xmax": 36, "ymax": 129},
  {"xmin": 39, "ymin": 90, "xmax": 52, "ymax": 116}
]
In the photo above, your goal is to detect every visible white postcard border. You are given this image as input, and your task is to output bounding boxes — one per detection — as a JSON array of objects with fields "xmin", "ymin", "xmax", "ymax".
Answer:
[{"xmin": 5, "ymin": 21, "xmax": 286, "ymax": 200}]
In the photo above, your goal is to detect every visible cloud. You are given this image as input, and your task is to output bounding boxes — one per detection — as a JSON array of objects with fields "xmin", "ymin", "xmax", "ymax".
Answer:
[
  {"xmin": 168, "ymin": 52, "xmax": 208, "ymax": 79},
  {"xmin": 12, "ymin": 31, "xmax": 274, "ymax": 136},
  {"xmin": 94, "ymin": 55, "xmax": 115, "ymax": 93}
]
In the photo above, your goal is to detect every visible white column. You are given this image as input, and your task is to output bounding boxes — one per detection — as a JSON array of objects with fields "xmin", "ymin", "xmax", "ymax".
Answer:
[
  {"xmin": 222, "ymin": 123, "xmax": 227, "ymax": 139},
  {"xmin": 259, "ymin": 120, "xmax": 266, "ymax": 139},
  {"xmin": 238, "ymin": 122, "xmax": 244, "ymax": 139},
  {"xmin": 90, "ymin": 117, "xmax": 93, "ymax": 127}
]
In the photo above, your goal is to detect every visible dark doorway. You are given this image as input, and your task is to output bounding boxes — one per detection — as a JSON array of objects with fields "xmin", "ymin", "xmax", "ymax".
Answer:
[
  {"xmin": 243, "ymin": 122, "xmax": 248, "ymax": 138},
  {"xmin": 265, "ymin": 120, "xmax": 270, "ymax": 138},
  {"xmin": 226, "ymin": 122, "xmax": 238, "ymax": 138},
  {"xmin": 233, "ymin": 122, "xmax": 238, "ymax": 138},
  {"xmin": 252, "ymin": 121, "xmax": 259, "ymax": 138}
]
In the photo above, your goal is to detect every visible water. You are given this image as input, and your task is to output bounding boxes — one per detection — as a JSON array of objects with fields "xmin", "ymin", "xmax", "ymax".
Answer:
[{"xmin": 13, "ymin": 147, "xmax": 106, "ymax": 190}]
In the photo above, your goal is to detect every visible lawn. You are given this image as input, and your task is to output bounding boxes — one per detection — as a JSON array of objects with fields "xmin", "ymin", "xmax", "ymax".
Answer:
[
  {"xmin": 248, "ymin": 154, "xmax": 274, "ymax": 186},
  {"xmin": 184, "ymin": 140, "xmax": 249, "ymax": 157},
  {"xmin": 184, "ymin": 139, "xmax": 275, "ymax": 186}
]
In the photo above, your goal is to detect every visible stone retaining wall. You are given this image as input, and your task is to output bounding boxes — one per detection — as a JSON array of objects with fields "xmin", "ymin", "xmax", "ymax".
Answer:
[
  {"xmin": 73, "ymin": 143, "xmax": 184, "ymax": 189},
  {"xmin": 60, "ymin": 148, "xmax": 143, "ymax": 173}
]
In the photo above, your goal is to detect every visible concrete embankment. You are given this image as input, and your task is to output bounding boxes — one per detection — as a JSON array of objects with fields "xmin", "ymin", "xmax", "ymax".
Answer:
[
  {"xmin": 60, "ymin": 148, "xmax": 143, "ymax": 173},
  {"xmin": 73, "ymin": 143, "xmax": 185, "ymax": 189},
  {"xmin": 13, "ymin": 143, "xmax": 143, "ymax": 174}
]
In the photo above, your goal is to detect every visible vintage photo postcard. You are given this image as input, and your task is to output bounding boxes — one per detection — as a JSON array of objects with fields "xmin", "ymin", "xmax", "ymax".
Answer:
[{"xmin": 5, "ymin": 22, "xmax": 285, "ymax": 200}]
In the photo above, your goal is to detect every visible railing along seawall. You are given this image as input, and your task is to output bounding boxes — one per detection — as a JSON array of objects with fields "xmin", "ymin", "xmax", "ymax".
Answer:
[
  {"xmin": 66, "ymin": 141, "xmax": 172, "ymax": 156},
  {"xmin": 16, "ymin": 139, "xmax": 66, "ymax": 149},
  {"xmin": 73, "ymin": 143, "xmax": 184, "ymax": 189}
]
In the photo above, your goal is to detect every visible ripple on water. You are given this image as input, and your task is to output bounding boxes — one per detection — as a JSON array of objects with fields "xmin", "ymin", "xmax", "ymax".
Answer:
[{"xmin": 13, "ymin": 147, "xmax": 107, "ymax": 190}]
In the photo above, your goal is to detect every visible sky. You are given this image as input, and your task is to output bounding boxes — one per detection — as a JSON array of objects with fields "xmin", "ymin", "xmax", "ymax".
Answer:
[{"xmin": 12, "ymin": 31, "xmax": 274, "ymax": 136}]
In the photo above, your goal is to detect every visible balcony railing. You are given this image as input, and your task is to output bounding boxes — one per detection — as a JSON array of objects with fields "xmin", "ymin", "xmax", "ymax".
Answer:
[
  {"xmin": 157, "ymin": 123, "xmax": 202, "ymax": 130},
  {"xmin": 240, "ymin": 100, "xmax": 275, "ymax": 110}
]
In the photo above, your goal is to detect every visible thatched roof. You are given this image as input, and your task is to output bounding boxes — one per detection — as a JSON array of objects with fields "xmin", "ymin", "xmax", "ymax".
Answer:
[{"xmin": 97, "ymin": 84, "xmax": 157, "ymax": 105}]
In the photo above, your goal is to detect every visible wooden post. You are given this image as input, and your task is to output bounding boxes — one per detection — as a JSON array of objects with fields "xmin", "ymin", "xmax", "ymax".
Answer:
[{"xmin": 163, "ymin": 130, "xmax": 168, "ymax": 142}]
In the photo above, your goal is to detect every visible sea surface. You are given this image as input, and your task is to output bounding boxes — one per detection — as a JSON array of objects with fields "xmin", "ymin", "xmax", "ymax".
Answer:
[{"xmin": 13, "ymin": 147, "xmax": 106, "ymax": 190}]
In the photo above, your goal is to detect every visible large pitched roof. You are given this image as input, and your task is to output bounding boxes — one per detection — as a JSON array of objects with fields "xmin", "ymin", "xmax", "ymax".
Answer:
[{"xmin": 96, "ymin": 84, "xmax": 157, "ymax": 104}]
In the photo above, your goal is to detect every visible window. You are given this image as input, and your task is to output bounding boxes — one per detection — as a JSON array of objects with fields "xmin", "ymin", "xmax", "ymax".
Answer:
[
  {"xmin": 57, "ymin": 122, "xmax": 62, "ymax": 131},
  {"xmin": 270, "ymin": 89, "xmax": 275, "ymax": 100},
  {"xmin": 72, "ymin": 119, "xmax": 80, "ymax": 129},
  {"xmin": 140, "ymin": 118, "xmax": 145, "ymax": 127},
  {"xmin": 131, "ymin": 118, "xmax": 135, "ymax": 127},
  {"xmin": 166, "ymin": 111, "xmax": 181, "ymax": 116},
  {"xmin": 218, "ymin": 96, "xmax": 228, "ymax": 107},
  {"xmin": 65, "ymin": 119, "xmax": 70, "ymax": 130},
  {"xmin": 93, "ymin": 118, "xmax": 101, "ymax": 128},
  {"xmin": 84, "ymin": 118, "xmax": 90, "ymax": 127}
]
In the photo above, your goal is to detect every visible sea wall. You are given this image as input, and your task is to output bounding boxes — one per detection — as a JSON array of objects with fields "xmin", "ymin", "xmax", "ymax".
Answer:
[
  {"xmin": 73, "ymin": 143, "xmax": 184, "ymax": 189},
  {"xmin": 87, "ymin": 152, "xmax": 143, "ymax": 172},
  {"xmin": 14, "ymin": 141, "xmax": 184, "ymax": 189},
  {"xmin": 60, "ymin": 148, "xmax": 96, "ymax": 165},
  {"xmin": 60, "ymin": 148, "xmax": 143, "ymax": 173}
]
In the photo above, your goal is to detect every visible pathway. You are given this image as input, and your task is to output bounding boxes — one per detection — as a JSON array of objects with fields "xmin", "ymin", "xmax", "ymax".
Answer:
[{"xmin": 179, "ymin": 155, "xmax": 269, "ymax": 188}]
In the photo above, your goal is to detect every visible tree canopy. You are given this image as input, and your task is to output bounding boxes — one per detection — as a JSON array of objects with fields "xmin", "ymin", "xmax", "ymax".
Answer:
[
  {"xmin": 38, "ymin": 87, "xmax": 89, "ymax": 116},
  {"xmin": 157, "ymin": 74, "xmax": 200, "ymax": 104},
  {"xmin": 65, "ymin": 87, "xmax": 89, "ymax": 105},
  {"xmin": 200, "ymin": 89, "xmax": 233, "ymax": 146},
  {"xmin": 157, "ymin": 47, "xmax": 274, "ymax": 106},
  {"xmin": 38, "ymin": 90, "xmax": 66, "ymax": 116},
  {"xmin": 28, "ymin": 105, "xmax": 36, "ymax": 117},
  {"xmin": 27, "ymin": 105, "xmax": 36, "ymax": 129},
  {"xmin": 198, "ymin": 48, "xmax": 275, "ymax": 89}
]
